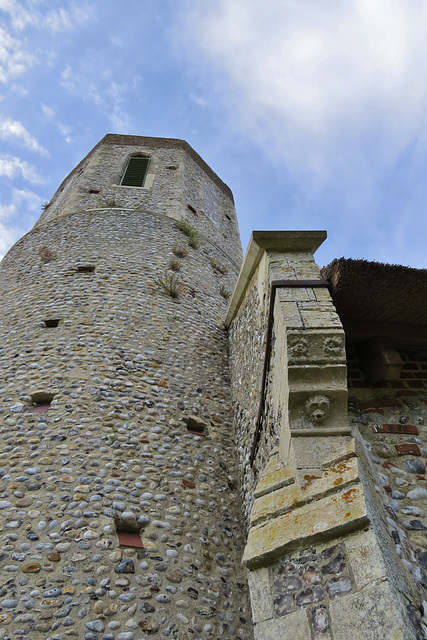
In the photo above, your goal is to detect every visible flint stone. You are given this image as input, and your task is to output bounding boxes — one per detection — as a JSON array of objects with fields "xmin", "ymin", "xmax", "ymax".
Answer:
[
  {"xmin": 406, "ymin": 459, "xmax": 425, "ymax": 474},
  {"xmin": 115, "ymin": 559, "xmax": 135, "ymax": 574}
]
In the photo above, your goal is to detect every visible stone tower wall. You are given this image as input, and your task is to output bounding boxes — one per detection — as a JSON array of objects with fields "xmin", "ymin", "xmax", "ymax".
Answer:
[
  {"xmin": 37, "ymin": 135, "xmax": 242, "ymax": 268},
  {"xmin": 0, "ymin": 137, "xmax": 252, "ymax": 640}
]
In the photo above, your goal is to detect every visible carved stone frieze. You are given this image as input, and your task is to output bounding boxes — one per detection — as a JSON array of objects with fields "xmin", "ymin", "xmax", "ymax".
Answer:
[
  {"xmin": 287, "ymin": 334, "xmax": 309, "ymax": 360},
  {"xmin": 286, "ymin": 330, "xmax": 346, "ymax": 365},
  {"xmin": 323, "ymin": 335, "xmax": 345, "ymax": 359}
]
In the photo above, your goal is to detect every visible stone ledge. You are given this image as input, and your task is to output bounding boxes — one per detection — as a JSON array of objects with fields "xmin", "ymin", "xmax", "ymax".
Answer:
[
  {"xmin": 254, "ymin": 456, "xmax": 295, "ymax": 499},
  {"xmin": 243, "ymin": 482, "xmax": 368, "ymax": 568},
  {"xmin": 251, "ymin": 457, "xmax": 360, "ymax": 526}
]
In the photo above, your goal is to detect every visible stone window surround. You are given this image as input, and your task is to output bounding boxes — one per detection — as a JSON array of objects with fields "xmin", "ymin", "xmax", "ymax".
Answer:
[{"xmin": 115, "ymin": 152, "xmax": 156, "ymax": 190}]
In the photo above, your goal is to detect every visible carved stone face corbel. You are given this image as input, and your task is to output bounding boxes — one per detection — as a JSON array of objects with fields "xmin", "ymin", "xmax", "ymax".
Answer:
[{"xmin": 305, "ymin": 395, "xmax": 330, "ymax": 425}]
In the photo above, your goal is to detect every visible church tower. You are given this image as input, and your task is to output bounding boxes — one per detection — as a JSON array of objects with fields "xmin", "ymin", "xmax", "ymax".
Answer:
[{"xmin": 0, "ymin": 135, "xmax": 252, "ymax": 639}]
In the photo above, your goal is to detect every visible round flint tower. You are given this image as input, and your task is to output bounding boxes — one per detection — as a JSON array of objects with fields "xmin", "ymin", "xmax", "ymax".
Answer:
[{"xmin": 0, "ymin": 135, "xmax": 252, "ymax": 639}]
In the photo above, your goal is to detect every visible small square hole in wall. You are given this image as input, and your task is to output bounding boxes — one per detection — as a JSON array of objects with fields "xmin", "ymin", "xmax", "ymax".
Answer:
[
  {"xmin": 117, "ymin": 532, "xmax": 144, "ymax": 548},
  {"xmin": 115, "ymin": 517, "xmax": 144, "ymax": 548},
  {"xmin": 44, "ymin": 319, "xmax": 60, "ymax": 328},
  {"xmin": 89, "ymin": 189, "xmax": 100, "ymax": 194},
  {"xmin": 182, "ymin": 416, "xmax": 208, "ymax": 436},
  {"xmin": 76, "ymin": 265, "xmax": 95, "ymax": 273},
  {"xmin": 29, "ymin": 392, "xmax": 55, "ymax": 413}
]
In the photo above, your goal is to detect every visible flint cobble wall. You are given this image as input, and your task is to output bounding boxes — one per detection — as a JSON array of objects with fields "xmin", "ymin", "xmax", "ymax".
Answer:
[
  {"xmin": 348, "ymin": 346, "xmax": 427, "ymax": 627},
  {"xmin": 0, "ymin": 208, "xmax": 252, "ymax": 640},
  {"xmin": 228, "ymin": 273, "xmax": 279, "ymax": 529},
  {"xmin": 38, "ymin": 139, "xmax": 242, "ymax": 269}
]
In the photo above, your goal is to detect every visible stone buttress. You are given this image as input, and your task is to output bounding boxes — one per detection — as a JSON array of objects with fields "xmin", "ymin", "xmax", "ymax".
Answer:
[
  {"xmin": 0, "ymin": 135, "xmax": 252, "ymax": 639},
  {"xmin": 226, "ymin": 231, "xmax": 421, "ymax": 640}
]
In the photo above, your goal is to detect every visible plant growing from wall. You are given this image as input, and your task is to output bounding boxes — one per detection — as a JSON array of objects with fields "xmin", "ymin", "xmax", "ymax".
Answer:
[
  {"xmin": 209, "ymin": 257, "xmax": 228, "ymax": 275},
  {"xmin": 174, "ymin": 217, "xmax": 200, "ymax": 249},
  {"xmin": 188, "ymin": 232, "xmax": 200, "ymax": 249},
  {"xmin": 219, "ymin": 285, "xmax": 231, "ymax": 300},
  {"xmin": 174, "ymin": 217, "xmax": 196, "ymax": 237},
  {"xmin": 39, "ymin": 245, "xmax": 57, "ymax": 263},
  {"xmin": 155, "ymin": 272, "xmax": 185, "ymax": 299},
  {"xmin": 168, "ymin": 257, "xmax": 181, "ymax": 272},
  {"xmin": 172, "ymin": 244, "xmax": 188, "ymax": 258}
]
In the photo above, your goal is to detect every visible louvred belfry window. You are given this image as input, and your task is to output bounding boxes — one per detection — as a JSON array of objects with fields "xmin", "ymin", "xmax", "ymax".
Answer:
[{"xmin": 120, "ymin": 156, "xmax": 149, "ymax": 187}]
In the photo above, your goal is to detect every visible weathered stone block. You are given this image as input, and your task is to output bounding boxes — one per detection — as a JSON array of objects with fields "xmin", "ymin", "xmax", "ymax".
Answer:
[
  {"xmin": 251, "ymin": 457, "xmax": 360, "ymax": 526},
  {"xmin": 292, "ymin": 436, "xmax": 356, "ymax": 470},
  {"xmin": 254, "ymin": 456, "xmax": 295, "ymax": 499},
  {"xmin": 254, "ymin": 608, "xmax": 311, "ymax": 640},
  {"xmin": 329, "ymin": 580, "xmax": 415, "ymax": 640},
  {"xmin": 247, "ymin": 567, "xmax": 274, "ymax": 624},
  {"xmin": 244, "ymin": 483, "xmax": 368, "ymax": 567}
]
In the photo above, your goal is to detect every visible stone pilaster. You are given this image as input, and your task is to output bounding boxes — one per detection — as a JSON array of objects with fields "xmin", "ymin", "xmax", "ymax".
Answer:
[{"xmin": 227, "ymin": 231, "xmax": 420, "ymax": 640}]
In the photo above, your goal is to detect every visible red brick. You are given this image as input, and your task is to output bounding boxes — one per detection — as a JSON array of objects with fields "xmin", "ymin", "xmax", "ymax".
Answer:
[
  {"xmin": 118, "ymin": 532, "xmax": 143, "ymax": 548},
  {"xmin": 356, "ymin": 397, "xmax": 401, "ymax": 412},
  {"xmin": 395, "ymin": 443, "xmax": 421, "ymax": 456},
  {"xmin": 374, "ymin": 424, "xmax": 419, "ymax": 435},
  {"xmin": 382, "ymin": 460, "xmax": 398, "ymax": 469}
]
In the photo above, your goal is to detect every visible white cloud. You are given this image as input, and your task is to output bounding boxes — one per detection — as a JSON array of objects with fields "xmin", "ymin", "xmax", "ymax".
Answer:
[
  {"xmin": 184, "ymin": 0, "xmax": 427, "ymax": 188},
  {"xmin": 0, "ymin": 187, "xmax": 40, "ymax": 219},
  {"xmin": 0, "ymin": 186, "xmax": 41, "ymax": 261},
  {"xmin": 58, "ymin": 122, "xmax": 72, "ymax": 144},
  {"xmin": 0, "ymin": 1, "xmax": 90, "ymax": 84},
  {"xmin": 0, "ymin": 117, "xmax": 48, "ymax": 155},
  {"xmin": 0, "ymin": 154, "xmax": 43, "ymax": 183},
  {"xmin": 0, "ymin": 25, "xmax": 36, "ymax": 82},
  {"xmin": 12, "ymin": 186, "xmax": 41, "ymax": 210},
  {"xmin": 60, "ymin": 66, "xmax": 133, "ymax": 131},
  {"xmin": 0, "ymin": 0, "xmax": 90, "ymax": 32},
  {"xmin": 0, "ymin": 220, "xmax": 20, "ymax": 261},
  {"xmin": 0, "ymin": 201, "xmax": 16, "ymax": 220},
  {"xmin": 41, "ymin": 102, "xmax": 55, "ymax": 119}
]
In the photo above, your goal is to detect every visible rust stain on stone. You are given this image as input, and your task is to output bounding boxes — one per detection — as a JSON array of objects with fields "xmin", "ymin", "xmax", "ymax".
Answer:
[
  {"xmin": 341, "ymin": 488, "xmax": 358, "ymax": 504},
  {"xmin": 301, "ymin": 474, "xmax": 321, "ymax": 490}
]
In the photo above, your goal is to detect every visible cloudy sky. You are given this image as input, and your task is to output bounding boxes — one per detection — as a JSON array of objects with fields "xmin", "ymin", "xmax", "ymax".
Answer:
[{"xmin": 1, "ymin": 0, "xmax": 427, "ymax": 268}]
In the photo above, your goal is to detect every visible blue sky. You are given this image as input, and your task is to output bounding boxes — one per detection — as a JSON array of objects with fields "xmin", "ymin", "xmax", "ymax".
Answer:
[{"xmin": 1, "ymin": 0, "xmax": 427, "ymax": 268}]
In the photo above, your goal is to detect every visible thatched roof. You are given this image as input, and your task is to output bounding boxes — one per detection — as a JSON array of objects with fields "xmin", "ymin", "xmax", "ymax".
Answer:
[{"xmin": 321, "ymin": 258, "xmax": 427, "ymax": 327}]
